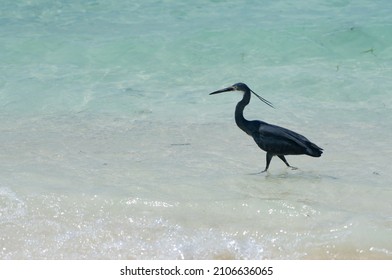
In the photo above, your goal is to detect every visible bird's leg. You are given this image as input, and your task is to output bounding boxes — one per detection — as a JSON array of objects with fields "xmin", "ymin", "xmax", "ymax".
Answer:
[
  {"xmin": 277, "ymin": 155, "xmax": 290, "ymax": 167},
  {"xmin": 278, "ymin": 155, "xmax": 297, "ymax": 170},
  {"xmin": 260, "ymin": 153, "xmax": 273, "ymax": 173}
]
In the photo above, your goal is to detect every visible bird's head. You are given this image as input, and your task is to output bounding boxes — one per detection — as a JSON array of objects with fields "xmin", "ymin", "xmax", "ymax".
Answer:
[{"xmin": 209, "ymin": 82, "xmax": 274, "ymax": 108}]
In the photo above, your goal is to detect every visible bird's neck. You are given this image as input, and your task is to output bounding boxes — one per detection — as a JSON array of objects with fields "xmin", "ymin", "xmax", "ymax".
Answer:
[{"xmin": 235, "ymin": 91, "xmax": 252, "ymax": 135}]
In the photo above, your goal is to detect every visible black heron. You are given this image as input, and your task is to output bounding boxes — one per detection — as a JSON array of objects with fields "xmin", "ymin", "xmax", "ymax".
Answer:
[{"xmin": 209, "ymin": 82, "xmax": 323, "ymax": 172}]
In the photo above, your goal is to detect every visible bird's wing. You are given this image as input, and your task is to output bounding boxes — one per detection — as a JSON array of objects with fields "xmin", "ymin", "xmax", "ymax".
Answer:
[
  {"xmin": 269, "ymin": 123, "xmax": 311, "ymax": 142},
  {"xmin": 256, "ymin": 122, "xmax": 312, "ymax": 152}
]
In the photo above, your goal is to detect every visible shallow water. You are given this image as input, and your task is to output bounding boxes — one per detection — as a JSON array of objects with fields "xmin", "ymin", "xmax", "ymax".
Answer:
[{"xmin": 1, "ymin": 0, "xmax": 392, "ymax": 259}]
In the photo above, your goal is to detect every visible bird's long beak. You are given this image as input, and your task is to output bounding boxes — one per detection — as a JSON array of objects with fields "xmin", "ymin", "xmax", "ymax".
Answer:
[{"xmin": 209, "ymin": 86, "xmax": 235, "ymax": 95}]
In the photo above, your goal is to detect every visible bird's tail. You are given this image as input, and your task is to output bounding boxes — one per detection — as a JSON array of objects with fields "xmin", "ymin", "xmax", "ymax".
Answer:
[{"xmin": 307, "ymin": 142, "xmax": 323, "ymax": 157}]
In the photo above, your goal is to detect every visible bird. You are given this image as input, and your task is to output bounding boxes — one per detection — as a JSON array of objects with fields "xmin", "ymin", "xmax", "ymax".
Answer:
[{"xmin": 209, "ymin": 82, "xmax": 323, "ymax": 172}]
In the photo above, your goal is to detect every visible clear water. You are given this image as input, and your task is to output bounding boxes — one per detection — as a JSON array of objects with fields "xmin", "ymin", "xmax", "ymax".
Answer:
[{"xmin": 1, "ymin": 0, "xmax": 392, "ymax": 259}]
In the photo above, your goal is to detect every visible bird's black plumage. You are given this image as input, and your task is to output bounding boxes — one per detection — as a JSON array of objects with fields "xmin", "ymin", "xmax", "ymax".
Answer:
[{"xmin": 209, "ymin": 82, "xmax": 323, "ymax": 172}]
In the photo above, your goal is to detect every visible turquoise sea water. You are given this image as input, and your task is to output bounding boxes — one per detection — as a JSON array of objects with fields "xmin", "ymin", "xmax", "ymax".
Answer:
[{"xmin": 1, "ymin": 0, "xmax": 392, "ymax": 259}]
